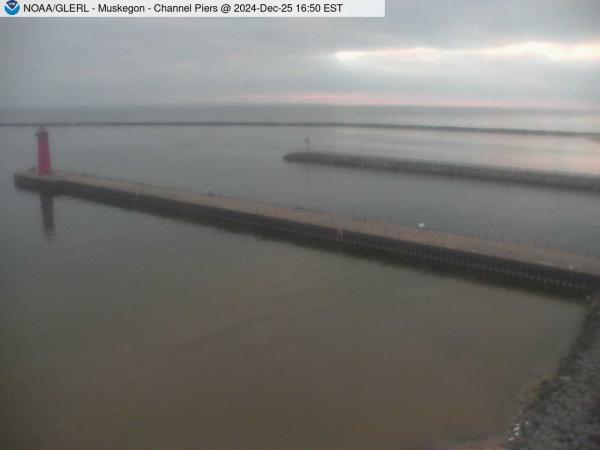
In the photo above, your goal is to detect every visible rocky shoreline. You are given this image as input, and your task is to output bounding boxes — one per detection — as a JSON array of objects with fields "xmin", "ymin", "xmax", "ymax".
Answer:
[{"xmin": 504, "ymin": 291, "xmax": 600, "ymax": 450}]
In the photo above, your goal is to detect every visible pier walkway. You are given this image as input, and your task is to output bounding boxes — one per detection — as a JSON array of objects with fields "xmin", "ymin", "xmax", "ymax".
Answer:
[{"xmin": 14, "ymin": 170, "xmax": 600, "ymax": 292}]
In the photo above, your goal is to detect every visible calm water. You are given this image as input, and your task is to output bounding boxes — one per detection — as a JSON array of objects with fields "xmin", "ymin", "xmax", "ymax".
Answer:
[{"xmin": 0, "ymin": 105, "xmax": 597, "ymax": 449}]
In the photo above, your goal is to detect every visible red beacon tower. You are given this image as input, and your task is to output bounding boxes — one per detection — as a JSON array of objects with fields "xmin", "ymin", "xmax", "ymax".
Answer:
[{"xmin": 36, "ymin": 126, "xmax": 51, "ymax": 175}]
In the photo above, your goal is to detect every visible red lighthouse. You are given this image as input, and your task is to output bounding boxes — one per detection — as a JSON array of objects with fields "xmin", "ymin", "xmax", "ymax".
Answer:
[{"xmin": 36, "ymin": 127, "xmax": 51, "ymax": 175}]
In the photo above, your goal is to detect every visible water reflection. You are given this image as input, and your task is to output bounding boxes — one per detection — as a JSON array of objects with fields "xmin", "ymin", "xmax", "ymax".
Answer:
[{"xmin": 39, "ymin": 192, "xmax": 55, "ymax": 239}]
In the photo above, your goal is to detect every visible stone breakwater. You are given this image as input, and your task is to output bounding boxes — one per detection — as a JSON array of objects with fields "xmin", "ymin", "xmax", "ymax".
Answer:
[
  {"xmin": 284, "ymin": 151, "xmax": 600, "ymax": 192},
  {"xmin": 2, "ymin": 122, "xmax": 600, "ymax": 140},
  {"xmin": 505, "ymin": 292, "xmax": 600, "ymax": 450}
]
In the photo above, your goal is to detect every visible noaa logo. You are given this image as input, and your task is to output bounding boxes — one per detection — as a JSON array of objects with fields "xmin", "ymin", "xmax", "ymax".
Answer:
[{"xmin": 4, "ymin": 0, "xmax": 20, "ymax": 15}]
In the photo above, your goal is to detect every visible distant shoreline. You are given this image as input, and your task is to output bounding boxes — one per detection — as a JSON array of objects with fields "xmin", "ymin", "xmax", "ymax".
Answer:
[{"xmin": 1, "ymin": 121, "xmax": 599, "ymax": 138}]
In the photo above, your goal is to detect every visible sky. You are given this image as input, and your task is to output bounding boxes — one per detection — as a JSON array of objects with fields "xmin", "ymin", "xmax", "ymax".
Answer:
[{"xmin": 1, "ymin": 0, "xmax": 600, "ymax": 109}]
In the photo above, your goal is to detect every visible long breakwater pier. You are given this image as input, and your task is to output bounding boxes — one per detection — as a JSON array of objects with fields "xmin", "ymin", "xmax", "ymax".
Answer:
[
  {"xmin": 14, "ymin": 169, "xmax": 600, "ymax": 292},
  {"xmin": 2, "ymin": 121, "xmax": 600, "ymax": 140},
  {"xmin": 284, "ymin": 151, "xmax": 600, "ymax": 192}
]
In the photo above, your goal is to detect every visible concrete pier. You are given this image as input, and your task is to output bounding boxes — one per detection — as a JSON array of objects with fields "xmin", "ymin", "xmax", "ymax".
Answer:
[
  {"xmin": 284, "ymin": 151, "xmax": 600, "ymax": 192},
  {"xmin": 14, "ymin": 170, "xmax": 600, "ymax": 292}
]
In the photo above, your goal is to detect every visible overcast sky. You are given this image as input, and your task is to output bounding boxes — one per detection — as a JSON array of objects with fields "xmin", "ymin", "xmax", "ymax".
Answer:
[{"xmin": 2, "ymin": 0, "xmax": 600, "ymax": 109}]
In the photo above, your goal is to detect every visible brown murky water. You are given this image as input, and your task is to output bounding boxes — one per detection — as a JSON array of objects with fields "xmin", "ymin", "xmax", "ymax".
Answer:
[
  {"xmin": 0, "ymin": 122, "xmax": 591, "ymax": 449},
  {"xmin": 1, "ymin": 194, "xmax": 584, "ymax": 450}
]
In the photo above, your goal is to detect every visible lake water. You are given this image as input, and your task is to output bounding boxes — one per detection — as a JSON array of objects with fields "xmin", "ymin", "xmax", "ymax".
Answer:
[{"xmin": 0, "ymin": 105, "xmax": 597, "ymax": 449}]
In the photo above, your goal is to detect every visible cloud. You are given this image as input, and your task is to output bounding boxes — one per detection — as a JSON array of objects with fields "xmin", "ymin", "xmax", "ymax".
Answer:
[
  {"xmin": 1, "ymin": 1, "xmax": 599, "ymax": 108},
  {"xmin": 335, "ymin": 42, "xmax": 600, "ymax": 66}
]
